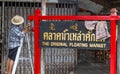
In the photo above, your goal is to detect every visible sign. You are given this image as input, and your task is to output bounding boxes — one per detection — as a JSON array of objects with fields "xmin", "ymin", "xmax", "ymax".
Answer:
[{"xmin": 40, "ymin": 21, "xmax": 110, "ymax": 50}]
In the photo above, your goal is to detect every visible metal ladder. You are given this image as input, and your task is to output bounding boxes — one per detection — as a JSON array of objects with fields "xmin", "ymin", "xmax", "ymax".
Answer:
[{"xmin": 12, "ymin": 34, "xmax": 34, "ymax": 74}]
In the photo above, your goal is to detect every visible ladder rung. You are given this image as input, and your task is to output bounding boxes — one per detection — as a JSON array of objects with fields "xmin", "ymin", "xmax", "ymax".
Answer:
[{"xmin": 19, "ymin": 57, "xmax": 32, "ymax": 61}]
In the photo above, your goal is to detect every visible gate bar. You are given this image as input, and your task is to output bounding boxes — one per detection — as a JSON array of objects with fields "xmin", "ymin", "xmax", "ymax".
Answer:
[
  {"xmin": 28, "ymin": 9, "xmax": 118, "ymax": 74},
  {"xmin": 110, "ymin": 20, "xmax": 116, "ymax": 74}
]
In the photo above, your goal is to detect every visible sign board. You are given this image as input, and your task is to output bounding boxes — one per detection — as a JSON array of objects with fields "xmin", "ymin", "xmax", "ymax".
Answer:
[{"xmin": 40, "ymin": 21, "xmax": 110, "ymax": 50}]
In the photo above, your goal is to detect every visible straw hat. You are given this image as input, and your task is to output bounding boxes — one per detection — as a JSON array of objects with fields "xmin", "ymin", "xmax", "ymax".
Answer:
[{"xmin": 11, "ymin": 15, "xmax": 24, "ymax": 25}]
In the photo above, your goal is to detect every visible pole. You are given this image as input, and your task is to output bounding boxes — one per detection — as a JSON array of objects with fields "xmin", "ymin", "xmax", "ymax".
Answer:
[
  {"xmin": 41, "ymin": 0, "xmax": 46, "ymax": 74},
  {"xmin": 34, "ymin": 9, "xmax": 41, "ymax": 74},
  {"xmin": 110, "ymin": 8, "xmax": 117, "ymax": 74}
]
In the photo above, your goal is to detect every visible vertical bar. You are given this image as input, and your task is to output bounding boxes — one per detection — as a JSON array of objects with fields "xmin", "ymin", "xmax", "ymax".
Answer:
[
  {"xmin": 117, "ymin": 19, "xmax": 120, "ymax": 74},
  {"xmin": 70, "ymin": 4, "xmax": 73, "ymax": 15},
  {"xmin": 29, "ymin": 2, "xmax": 33, "ymax": 47},
  {"xmin": 41, "ymin": 1, "xmax": 46, "ymax": 73},
  {"xmin": 64, "ymin": 2, "xmax": 66, "ymax": 15},
  {"xmin": 58, "ymin": 3, "xmax": 60, "ymax": 15},
  {"xmin": 50, "ymin": 6, "xmax": 52, "ymax": 16},
  {"xmin": 10, "ymin": 2, "xmax": 12, "ymax": 17},
  {"xmin": 4, "ymin": 2, "xmax": 7, "ymax": 55},
  {"xmin": 25, "ymin": 3, "xmax": 29, "ymax": 73},
  {"xmin": 2, "ymin": 1, "xmax": 5, "ymax": 73},
  {"xmin": 66, "ymin": 2, "xmax": 68, "ymax": 15},
  {"xmin": 23, "ymin": 3, "xmax": 25, "ymax": 74},
  {"xmin": 75, "ymin": 0, "xmax": 78, "ymax": 15},
  {"xmin": 42, "ymin": 0, "xmax": 46, "ymax": 16},
  {"xmin": 70, "ymin": 2, "xmax": 72, "ymax": 15},
  {"xmin": 110, "ymin": 20, "xmax": 116, "ymax": 74},
  {"xmin": 6, "ymin": 1, "xmax": 9, "ymax": 51},
  {"xmin": 26, "ymin": 2, "xmax": 28, "ymax": 23},
  {"xmin": 47, "ymin": 5, "xmax": 49, "ymax": 16},
  {"xmin": 34, "ymin": 9, "xmax": 41, "ymax": 74},
  {"xmin": 15, "ymin": 2, "xmax": 16, "ymax": 14},
  {"xmin": 53, "ymin": 4, "xmax": 55, "ymax": 16},
  {"xmin": 67, "ymin": 3, "xmax": 70, "ymax": 15},
  {"xmin": 18, "ymin": 2, "xmax": 20, "ymax": 15}
]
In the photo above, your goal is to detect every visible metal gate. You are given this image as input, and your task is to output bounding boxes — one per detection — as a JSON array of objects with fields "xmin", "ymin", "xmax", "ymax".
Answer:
[
  {"xmin": 1, "ymin": 0, "xmax": 78, "ymax": 74},
  {"xmin": 41, "ymin": 1, "xmax": 78, "ymax": 74},
  {"xmin": 1, "ymin": 1, "xmax": 40, "ymax": 74}
]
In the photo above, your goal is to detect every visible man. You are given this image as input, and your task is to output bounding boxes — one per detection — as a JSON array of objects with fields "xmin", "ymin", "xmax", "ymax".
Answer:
[{"xmin": 6, "ymin": 15, "xmax": 30, "ymax": 74}]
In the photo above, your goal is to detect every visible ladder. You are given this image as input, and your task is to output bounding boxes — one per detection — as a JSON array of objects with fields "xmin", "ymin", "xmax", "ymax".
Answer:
[{"xmin": 12, "ymin": 34, "xmax": 34, "ymax": 74}]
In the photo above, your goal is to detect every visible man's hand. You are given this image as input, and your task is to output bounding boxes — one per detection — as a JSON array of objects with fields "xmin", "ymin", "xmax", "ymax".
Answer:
[{"xmin": 23, "ymin": 23, "xmax": 31, "ymax": 34}]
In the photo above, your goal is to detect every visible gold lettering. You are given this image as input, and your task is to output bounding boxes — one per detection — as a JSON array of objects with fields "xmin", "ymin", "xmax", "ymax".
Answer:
[
  {"xmin": 86, "ymin": 31, "xmax": 91, "ymax": 41},
  {"xmin": 89, "ymin": 43, "xmax": 106, "ymax": 48},
  {"xmin": 49, "ymin": 32, "xmax": 53, "ymax": 40},
  {"xmin": 62, "ymin": 33, "xmax": 66, "ymax": 40},
  {"xmin": 67, "ymin": 33, "xmax": 70, "ymax": 41},
  {"xmin": 49, "ymin": 23, "xmax": 55, "ymax": 30},
  {"xmin": 53, "ymin": 33, "xmax": 57, "ymax": 40},
  {"xmin": 77, "ymin": 31, "xmax": 82, "ymax": 41},
  {"xmin": 91, "ymin": 33, "xmax": 95, "ymax": 41},
  {"xmin": 72, "ymin": 33, "xmax": 77, "ymax": 41},
  {"xmin": 82, "ymin": 33, "xmax": 85, "ymax": 41},
  {"xmin": 69, "ymin": 42, "xmax": 88, "ymax": 47},
  {"xmin": 42, "ymin": 42, "xmax": 49, "ymax": 46},
  {"xmin": 51, "ymin": 42, "xmax": 67, "ymax": 47},
  {"xmin": 43, "ymin": 32, "xmax": 48, "ymax": 40},
  {"xmin": 43, "ymin": 31, "xmax": 107, "ymax": 42},
  {"xmin": 56, "ymin": 33, "xmax": 61, "ymax": 40},
  {"xmin": 70, "ymin": 23, "xmax": 78, "ymax": 31},
  {"xmin": 69, "ymin": 33, "xmax": 72, "ymax": 41}
]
